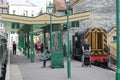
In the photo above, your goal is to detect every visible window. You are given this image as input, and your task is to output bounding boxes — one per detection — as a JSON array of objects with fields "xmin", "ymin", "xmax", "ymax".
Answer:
[
  {"xmin": 112, "ymin": 36, "xmax": 117, "ymax": 42},
  {"xmin": 11, "ymin": 31, "xmax": 15, "ymax": 34},
  {"xmin": 26, "ymin": 10, "xmax": 28, "ymax": 16},
  {"xmin": 13, "ymin": 10, "xmax": 15, "ymax": 14},
  {"xmin": 3, "ymin": 0, "xmax": 7, "ymax": 4},
  {"xmin": 71, "ymin": 21, "xmax": 79, "ymax": 27},
  {"xmin": 0, "ymin": 24, "xmax": 2, "ymax": 27},
  {"xmin": 0, "ymin": 8, "xmax": 2, "ymax": 13},
  {"xmin": 16, "ymin": 36, "xmax": 18, "ymax": 43},
  {"xmin": 31, "ymin": 11, "xmax": 34, "ymax": 17},
  {"xmin": 3, "ymin": 9, "xmax": 7, "ymax": 14},
  {"xmin": 31, "ymin": 14, "xmax": 34, "ymax": 17},
  {"xmin": 23, "ymin": 10, "xmax": 25, "ymax": 16},
  {"xmin": 11, "ymin": 36, "xmax": 13, "ymax": 44},
  {"xmin": 0, "ymin": 0, "xmax": 3, "ymax": 4}
]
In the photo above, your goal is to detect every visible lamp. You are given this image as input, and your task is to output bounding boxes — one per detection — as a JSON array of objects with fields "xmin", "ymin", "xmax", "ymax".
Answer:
[
  {"xmin": 65, "ymin": 0, "xmax": 70, "ymax": 3},
  {"xmin": 47, "ymin": 2, "xmax": 54, "ymax": 14},
  {"xmin": 47, "ymin": 1, "xmax": 54, "ymax": 49},
  {"xmin": 65, "ymin": 0, "xmax": 71, "ymax": 79}
]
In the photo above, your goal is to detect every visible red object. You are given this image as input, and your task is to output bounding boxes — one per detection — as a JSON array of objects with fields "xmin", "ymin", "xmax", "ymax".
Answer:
[
  {"xmin": 37, "ymin": 43, "xmax": 41, "ymax": 49},
  {"xmin": 90, "ymin": 55, "xmax": 109, "ymax": 62}
]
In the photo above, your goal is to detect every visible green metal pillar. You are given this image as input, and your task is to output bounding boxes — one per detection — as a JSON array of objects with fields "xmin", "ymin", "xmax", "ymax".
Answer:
[
  {"xmin": 18, "ymin": 35, "xmax": 20, "ymax": 49},
  {"xmin": 63, "ymin": 44, "xmax": 66, "ymax": 56},
  {"xmin": 18, "ymin": 35, "xmax": 22, "ymax": 51},
  {"xmin": 20, "ymin": 35, "xmax": 22, "ymax": 51},
  {"xmin": 19, "ymin": 35, "xmax": 24, "ymax": 52},
  {"xmin": 30, "ymin": 25, "xmax": 34, "ymax": 63},
  {"xmin": 116, "ymin": 0, "xmax": 120, "ymax": 80},
  {"xmin": 24, "ymin": 34, "xmax": 27, "ymax": 56},
  {"xmin": 23, "ymin": 35, "xmax": 25, "ymax": 54},
  {"xmin": 66, "ymin": 3, "xmax": 71, "ymax": 78},
  {"xmin": 27, "ymin": 32, "xmax": 30, "ymax": 58},
  {"xmin": 18, "ymin": 35, "xmax": 20, "ymax": 50},
  {"xmin": 21, "ymin": 36, "xmax": 24, "ymax": 53},
  {"xmin": 58, "ymin": 32, "xmax": 62, "ymax": 49},
  {"xmin": 50, "ymin": 13, "xmax": 53, "ymax": 49},
  {"xmin": 47, "ymin": 2, "xmax": 54, "ymax": 50},
  {"xmin": 44, "ymin": 30, "xmax": 47, "ymax": 49}
]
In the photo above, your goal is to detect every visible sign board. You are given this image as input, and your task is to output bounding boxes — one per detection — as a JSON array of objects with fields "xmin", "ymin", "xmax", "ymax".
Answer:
[{"xmin": 12, "ymin": 23, "xmax": 20, "ymax": 29}]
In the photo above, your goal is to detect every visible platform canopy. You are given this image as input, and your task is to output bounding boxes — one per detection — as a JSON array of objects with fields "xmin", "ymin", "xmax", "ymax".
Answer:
[{"xmin": 0, "ymin": 11, "xmax": 90, "ymax": 33}]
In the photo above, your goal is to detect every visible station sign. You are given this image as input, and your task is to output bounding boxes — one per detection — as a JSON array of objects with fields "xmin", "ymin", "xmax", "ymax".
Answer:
[{"xmin": 12, "ymin": 23, "xmax": 20, "ymax": 29}]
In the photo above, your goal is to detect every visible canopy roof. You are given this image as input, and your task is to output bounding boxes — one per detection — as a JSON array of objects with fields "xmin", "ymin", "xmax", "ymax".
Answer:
[{"xmin": 0, "ymin": 11, "xmax": 90, "ymax": 33}]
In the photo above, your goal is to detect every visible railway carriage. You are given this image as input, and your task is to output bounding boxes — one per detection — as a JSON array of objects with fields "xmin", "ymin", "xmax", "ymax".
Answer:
[{"xmin": 0, "ymin": 32, "xmax": 8, "ymax": 79}]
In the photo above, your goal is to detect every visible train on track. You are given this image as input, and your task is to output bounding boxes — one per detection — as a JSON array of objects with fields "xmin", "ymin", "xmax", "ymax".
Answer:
[
  {"xmin": 0, "ymin": 32, "xmax": 8, "ymax": 80},
  {"xmin": 72, "ymin": 28, "xmax": 109, "ymax": 67}
]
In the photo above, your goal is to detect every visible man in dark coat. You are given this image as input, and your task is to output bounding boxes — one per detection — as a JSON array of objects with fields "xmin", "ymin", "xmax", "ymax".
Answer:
[{"xmin": 13, "ymin": 41, "xmax": 16, "ymax": 55}]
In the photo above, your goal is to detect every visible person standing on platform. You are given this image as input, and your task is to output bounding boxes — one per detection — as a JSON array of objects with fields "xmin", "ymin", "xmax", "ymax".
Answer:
[
  {"xmin": 13, "ymin": 41, "xmax": 16, "ymax": 55},
  {"xmin": 37, "ymin": 41, "xmax": 41, "ymax": 54},
  {"xmin": 82, "ymin": 39, "xmax": 91, "ymax": 66},
  {"xmin": 82, "ymin": 39, "xmax": 91, "ymax": 53}
]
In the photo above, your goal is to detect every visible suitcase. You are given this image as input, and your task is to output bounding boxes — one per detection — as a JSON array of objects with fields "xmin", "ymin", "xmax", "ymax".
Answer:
[
  {"xmin": 84, "ymin": 57, "xmax": 90, "ymax": 65},
  {"xmin": 82, "ymin": 51, "xmax": 91, "ymax": 67}
]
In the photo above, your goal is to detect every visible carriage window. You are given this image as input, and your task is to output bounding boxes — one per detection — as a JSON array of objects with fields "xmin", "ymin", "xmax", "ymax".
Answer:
[{"xmin": 75, "ymin": 37, "xmax": 78, "ymax": 41}]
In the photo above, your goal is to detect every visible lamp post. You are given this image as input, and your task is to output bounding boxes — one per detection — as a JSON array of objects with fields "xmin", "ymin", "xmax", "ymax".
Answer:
[
  {"xmin": 65, "ymin": 0, "xmax": 71, "ymax": 78},
  {"xmin": 47, "ymin": 2, "xmax": 54, "ymax": 49},
  {"xmin": 116, "ymin": 0, "xmax": 120, "ymax": 80},
  {"xmin": 30, "ymin": 25, "xmax": 34, "ymax": 63}
]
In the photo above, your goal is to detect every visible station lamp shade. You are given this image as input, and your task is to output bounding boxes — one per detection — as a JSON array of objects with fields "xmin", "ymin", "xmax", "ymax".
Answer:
[
  {"xmin": 47, "ymin": 2, "xmax": 54, "ymax": 14},
  {"xmin": 65, "ymin": 0, "xmax": 70, "ymax": 3},
  {"xmin": 63, "ymin": 24, "xmax": 67, "ymax": 31}
]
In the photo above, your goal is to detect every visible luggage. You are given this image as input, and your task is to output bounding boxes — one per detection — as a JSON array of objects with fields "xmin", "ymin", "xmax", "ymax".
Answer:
[{"xmin": 82, "ymin": 51, "xmax": 91, "ymax": 67}]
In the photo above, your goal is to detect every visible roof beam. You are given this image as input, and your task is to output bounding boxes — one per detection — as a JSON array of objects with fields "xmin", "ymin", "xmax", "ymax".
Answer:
[{"xmin": 0, "ymin": 11, "xmax": 90, "ymax": 24}]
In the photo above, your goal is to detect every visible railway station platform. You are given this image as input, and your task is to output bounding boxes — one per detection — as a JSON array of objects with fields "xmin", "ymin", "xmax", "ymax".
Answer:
[{"xmin": 5, "ymin": 48, "xmax": 115, "ymax": 80}]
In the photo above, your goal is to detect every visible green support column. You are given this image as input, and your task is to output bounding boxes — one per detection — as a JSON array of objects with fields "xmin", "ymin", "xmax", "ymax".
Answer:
[
  {"xmin": 18, "ymin": 35, "xmax": 22, "ymax": 52},
  {"xmin": 18, "ymin": 35, "xmax": 20, "ymax": 49},
  {"xmin": 19, "ymin": 35, "xmax": 21, "ymax": 51},
  {"xmin": 44, "ymin": 31, "xmax": 47, "ymax": 49},
  {"xmin": 18, "ymin": 35, "xmax": 20, "ymax": 50},
  {"xmin": 63, "ymin": 44, "xmax": 66, "ymax": 56},
  {"xmin": 24, "ymin": 34, "xmax": 27, "ymax": 56},
  {"xmin": 69, "ymin": 40, "xmax": 71, "ymax": 54},
  {"xmin": 47, "ymin": 2, "xmax": 54, "ymax": 50},
  {"xmin": 66, "ymin": 2, "xmax": 71, "ymax": 78},
  {"xmin": 116, "ymin": 0, "xmax": 120, "ymax": 80},
  {"xmin": 30, "ymin": 25, "xmax": 34, "ymax": 63},
  {"xmin": 58, "ymin": 33, "xmax": 60, "ymax": 49},
  {"xmin": 21, "ymin": 36, "xmax": 24, "ymax": 53},
  {"xmin": 27, "ymin": 32, "xmax": 30, "ymax": 58},
  {"xmin": 50, "ymin": 13, "xmax": 53, "ymax": 49},
  {"xmin": 58, "ymin": 32, "xmax": 62, "ymax": 49},
  {"xmin": 23, "ymin": 35, "xmax": 25, "ymax": 54}
]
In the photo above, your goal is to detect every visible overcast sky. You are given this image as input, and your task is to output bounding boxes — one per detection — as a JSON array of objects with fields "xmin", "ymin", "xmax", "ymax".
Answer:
[{"xmin": 7, "ymin": 0, "xmax": 53, "ymax": 12}]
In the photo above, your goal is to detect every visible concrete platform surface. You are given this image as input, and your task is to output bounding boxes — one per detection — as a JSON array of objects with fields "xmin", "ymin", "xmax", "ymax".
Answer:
[{"xmin": 7, "ymin": 49, "xmax": 115, "ymax": 80}]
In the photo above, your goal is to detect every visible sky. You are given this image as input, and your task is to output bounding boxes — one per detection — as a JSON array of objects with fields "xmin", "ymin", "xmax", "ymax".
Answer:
[{"xmin": 7, "ymin": 0, "xmax": 53, "ymax": 12}]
